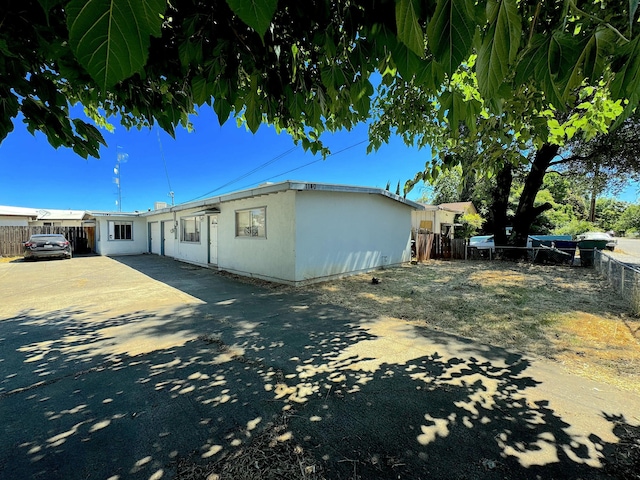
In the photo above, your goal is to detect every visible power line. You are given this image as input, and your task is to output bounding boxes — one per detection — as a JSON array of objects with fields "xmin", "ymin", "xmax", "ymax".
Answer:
[
  {"xmin": 185, "ymin": 145, "xmax": 298, "ymax": 202},
  {"xmin": 157, "ymin": 129, "xmax": 175, "ymax": 205},
  {"xmin": 234, "ymin": 139, "xmax": 368, "ymax": 191}
]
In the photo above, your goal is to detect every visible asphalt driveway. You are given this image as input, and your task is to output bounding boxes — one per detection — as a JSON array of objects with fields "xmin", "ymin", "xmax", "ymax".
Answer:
[{"xmin": 1, "ymin": 255, "xmax": 639, "ymax": 479}]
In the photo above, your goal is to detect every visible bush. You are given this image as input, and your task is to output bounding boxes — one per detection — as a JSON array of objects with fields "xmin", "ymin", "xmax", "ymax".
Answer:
[
  {"xmin": 553, "ymin": 220, "xmax": 599, "ymax": 237},
  {"xmin": 456, "ymin": 213, "xmax": 484, "ymax": 238}
]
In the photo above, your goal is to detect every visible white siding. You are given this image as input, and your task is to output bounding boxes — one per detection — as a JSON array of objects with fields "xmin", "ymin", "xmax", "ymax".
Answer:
[
  {"xmin": 217, "ymin": 191, "xmax": 296, "ymax": 282},
  {"xmin": 173, "ymin": 209, "xmax": 209, "ymax": 265},
  {"xmin": 94, "ymin": 216, "xmax": 148, "ymax": 256},
  {"xmin": 0, "ymin": 216, "xmax": 29, "ymax": 226},
  {"xmin": 294, "ymin": 191, "xmax": 412, "ymax": 284}
]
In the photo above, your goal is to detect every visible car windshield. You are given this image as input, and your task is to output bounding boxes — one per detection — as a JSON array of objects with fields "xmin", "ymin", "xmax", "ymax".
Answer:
[{"xmin": 470, "ymin": 236, "xmax": 493, "ymax": 244}]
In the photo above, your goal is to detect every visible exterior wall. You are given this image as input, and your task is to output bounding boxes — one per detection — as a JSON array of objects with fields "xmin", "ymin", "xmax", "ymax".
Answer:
[
  {"xmin": 0, "ymin": 216, "xmax": 29, "ymax": 226},
  {"xmin": 411, "ymin": 209, "xmax": 456, "ymax": 235},
  {"xmin": 411, "ymin": 209, "xmax": 437, "ymax": 233},
  {"xmin": 294, "ymin": 191, "xmax": 412, "ymax": 284},
  {"xmin": 141, "ymin": 209, "xmax": 209, "ymax": 265},
  {"xmin": 94, "ymin": 216, "xmax": 148, "ymax": 256},
  {"xmin": 91, "ymin": 186, "xmax": 414, "ymax": 284},
  {"xmin": 29, "ymin": 220, "xmax": 85, "ymax": 227},
  {"xmin": 216, "ymin": 191, "xmax": 296, "ymax": 283}
]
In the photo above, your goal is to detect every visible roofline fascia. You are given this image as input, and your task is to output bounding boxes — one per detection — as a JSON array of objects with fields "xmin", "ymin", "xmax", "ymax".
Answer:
[{"xmin": 140, "ymin": 180, "xmax": 425, "ymax": 216}]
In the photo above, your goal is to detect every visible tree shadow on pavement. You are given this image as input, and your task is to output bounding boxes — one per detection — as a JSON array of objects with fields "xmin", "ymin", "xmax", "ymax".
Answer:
[{"xmin": 1, "ymin": 255, "xmax": 638, "ymax": 479}]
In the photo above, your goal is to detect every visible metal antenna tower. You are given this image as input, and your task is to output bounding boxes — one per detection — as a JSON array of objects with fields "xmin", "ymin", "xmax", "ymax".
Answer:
[{"xmin": 114, "ymin": 147, "xmax": 128, "ymax": 212}]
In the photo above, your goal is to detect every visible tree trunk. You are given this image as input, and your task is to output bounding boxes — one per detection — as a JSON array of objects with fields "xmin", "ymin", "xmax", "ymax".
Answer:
[
  {"xmin": 489, "ymin": 162, "xmax": 512, "ymax": 246},
  {"xmin": 588, "ymin": 168, "xmax": 600, "ymax": 223},
  {"xmin": 512, "ymin": 144, "xmax": 559, "ymax": 246}
]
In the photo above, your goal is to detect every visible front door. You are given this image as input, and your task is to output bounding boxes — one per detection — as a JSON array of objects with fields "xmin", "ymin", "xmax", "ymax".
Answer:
[
  {"xmin": 162, "ymin": 220, "xmax": 174, "ymax": 257},
  {"xmin": 209, "ymin": 215, "xmax": 218, "ymax": 265}
]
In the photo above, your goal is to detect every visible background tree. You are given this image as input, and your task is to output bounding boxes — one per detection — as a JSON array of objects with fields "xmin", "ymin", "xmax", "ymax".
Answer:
[
  {"xmin": 615, "ymin": 204, "xmax": 640, "ymax": 234},
  {"xmin": 548, "ymin": 112, "xmax": 640, "ymax": 222},
  {"xmin": 370, "ymin": 61, "xmax": 623, "ymax": 248},
  {"xmin": 595, "ymin": 198, "xmax": 629, "ymax": 231}
]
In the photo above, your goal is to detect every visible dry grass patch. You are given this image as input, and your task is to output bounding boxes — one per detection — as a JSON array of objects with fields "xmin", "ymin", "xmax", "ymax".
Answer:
[{"xmin": 304, "ymin": 260, "xmax": 640, "ymax": 394}]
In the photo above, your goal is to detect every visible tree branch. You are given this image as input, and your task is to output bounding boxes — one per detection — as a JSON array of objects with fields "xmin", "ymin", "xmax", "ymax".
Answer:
[{"xmin": 532, "ymin": 202, "xmax": 554, "ymax": 217}]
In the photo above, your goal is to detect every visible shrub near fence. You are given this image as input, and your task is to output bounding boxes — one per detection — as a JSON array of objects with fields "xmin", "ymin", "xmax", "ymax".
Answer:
[
  {"xmin": 594, "ymin": 249, "xmax": 640, "ymax": 314},
  {"xmin": 0, "ymin": 226, "xmax": 92, "ymax": 257}
]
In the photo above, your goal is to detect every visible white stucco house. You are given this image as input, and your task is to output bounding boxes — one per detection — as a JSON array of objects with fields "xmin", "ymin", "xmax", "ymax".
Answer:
[{"xmin": 91, "ymin": 181, "xmax": 422, "ymax": 285}]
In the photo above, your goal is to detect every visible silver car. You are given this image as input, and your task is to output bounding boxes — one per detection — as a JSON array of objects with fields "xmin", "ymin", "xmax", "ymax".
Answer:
[{"xmin": 23, "ymin": 234, "xmax": 72, "ymax": 260}]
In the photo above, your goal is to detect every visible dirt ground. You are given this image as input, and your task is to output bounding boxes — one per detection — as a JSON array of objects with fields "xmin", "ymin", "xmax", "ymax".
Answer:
[{"xmin": 298, "ymin": 260, "xmax": 640, "ymax": 395}]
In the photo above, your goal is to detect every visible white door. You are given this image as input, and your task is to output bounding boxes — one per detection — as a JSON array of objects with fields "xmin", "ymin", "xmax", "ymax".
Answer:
[
  {"xmin": 150, "ymin": 222, "xmax": 161, "ymax": 254},
  {"xmin": 209, "ymin": 215, "xmax": 218, "ymax": 264},
  {"xmin": 162, "ymin": 220, "xmax": 175, "ymax": 257}
]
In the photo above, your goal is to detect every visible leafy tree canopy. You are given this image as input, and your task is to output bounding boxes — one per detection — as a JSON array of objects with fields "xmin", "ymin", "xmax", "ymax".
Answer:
[
  {"xmin": 2, "ymin": 0, "xmax": 640, "ymax": 159},
  {"xmin": 615, "ymin": 204, "xmax": 640, "ymax": 233}
]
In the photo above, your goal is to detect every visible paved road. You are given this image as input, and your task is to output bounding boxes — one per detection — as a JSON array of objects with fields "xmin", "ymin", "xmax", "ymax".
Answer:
[
  {"xmin": 606, "ymin": 237, "xmax": 640, "ymax": 267},
  {"xmin": 1, "ymin": 255, "xmax": 639, "ymax": 479}
]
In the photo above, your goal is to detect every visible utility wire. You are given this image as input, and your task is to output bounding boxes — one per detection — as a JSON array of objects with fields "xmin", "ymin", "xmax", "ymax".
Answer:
[
  {"xmin": 157, "ymin": 129, "xmax": 175, "ymax": 205},
  {"xmin": 234, "ymin": 139, "xmax": 368, "ymax": 191},
  {"xmin": 186, "ymin": 145, "xmax": 298, "ymax": 202}
]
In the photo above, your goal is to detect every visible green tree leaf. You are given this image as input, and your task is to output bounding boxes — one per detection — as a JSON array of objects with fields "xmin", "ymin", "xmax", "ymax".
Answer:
[
  {"xmin": 557, "ymin": 28, "xmax": 615, "ymax": 99},
  {"xmin": 67, "ymin": 0, "xmax": 165, "ymax": 89},
  {"xmin": 244, "ymin": 75, "xmax": 262, "ymax": 133},
  {"xmin": 191, "ymin": 76, "xmax": 208, "ymax": 106},
  {"xmin": 213, "ymin": 98, "xmax": 232, "ymax": 125},
  {"xmin": 225, "ymin": 0, "xmax": 278, "ymax": 39},
  {"xmin": 631, "ymin": 0, "xmax": 639, "ymax": 32},
  {"xmin": 396, "ymin": 0, "xmax": 425, "ymax": 57},
  {"xmin": 427, "ymin": 0, "xmax": 475, "ymax": 76},
  {"xmin": 515, "ymin": 34, "xmax": 562, "ymax": 108},
  {"xmin": 476, "ymin": 0, "xmax": 521, "ymax": 98},
  {"xmin": 611, "ymin": 37, "xmax": 640, "ymax": 101}
]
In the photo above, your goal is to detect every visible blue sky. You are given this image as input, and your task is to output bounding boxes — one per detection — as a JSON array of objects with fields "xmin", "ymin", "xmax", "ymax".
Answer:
[
  {"xmin": 0, "ymin": 107, "xmax": 433, "ymax": 212},
  {"xmin": 1, "ymin": 107, "xmax": 638, "ymax": 211}
]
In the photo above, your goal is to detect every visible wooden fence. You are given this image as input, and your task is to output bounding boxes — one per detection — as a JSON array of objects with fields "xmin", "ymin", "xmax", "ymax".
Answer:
[
  {"xmin": 415, "ymin": 234, "xmax": 466, "ymax": 261},
  {"xmin": 0, "ymin": 226, "xmax": 94, "ymax": 257}
]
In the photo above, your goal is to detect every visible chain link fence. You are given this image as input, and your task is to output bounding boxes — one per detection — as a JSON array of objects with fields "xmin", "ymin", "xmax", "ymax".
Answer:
[{"xmin": 594, "ymin": 249, "xmax": 640, "ymax": 315}]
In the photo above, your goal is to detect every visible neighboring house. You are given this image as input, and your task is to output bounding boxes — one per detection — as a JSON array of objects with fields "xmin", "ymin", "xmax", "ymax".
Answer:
[
  {"xmin": 0, "ymin": 206, "xmax": 90, "ymax": 227},
  {"xmin": 0, "ymin": 206, "xmax": 38, "ymax": 226},
  {"xmin": 30, "ymin": 209, "xmax": 92, "ymax": 227},
  {"xmin": 92, "ymin": 181, "xmax": 422, "ymax": 285},
  {"xmin": 411, "ymin": 201, "xmax": 477, "ymax": 238}
]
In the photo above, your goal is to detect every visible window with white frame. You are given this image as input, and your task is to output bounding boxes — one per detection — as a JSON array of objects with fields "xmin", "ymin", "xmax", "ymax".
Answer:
[
  {"xmin": 235, "ymin": 207, "xmax": 266, "ymax": 238},
  {"xmin": 108, "ymin": 221, "xmax": 133, "ymax": 240},
  {"xmin": 181, "ymin": 216, "xmax": 201, "ymax": 242}
]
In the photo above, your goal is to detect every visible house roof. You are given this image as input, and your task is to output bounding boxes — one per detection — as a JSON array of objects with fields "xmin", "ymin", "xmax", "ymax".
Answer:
[
  {"xmin": 0, "ymin": 205, "xmax": 39, "ymax": 217},
  {"xmin": 36, "ymin": 209, "xmax": 89, "ymax": 221},
  {"xmin": 418, "ymin": 201, "xmax": 476, "ymax": 214},
  {"xmin": 437, "ymin": 202, "xmax": 477, "ymax": 214},
  {"xmin": 0, "ymin": 205, "xmax": 90, "ymax": 220},
  {"xmin": 141, "ymin": 180, "xmax": 425, "ymax": 216}
]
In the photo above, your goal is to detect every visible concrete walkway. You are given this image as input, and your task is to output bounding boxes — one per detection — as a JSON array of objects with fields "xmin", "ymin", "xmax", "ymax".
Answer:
[{"xmin": 0, "ymin": 255, "xmax": 638, "ymax": 479}]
